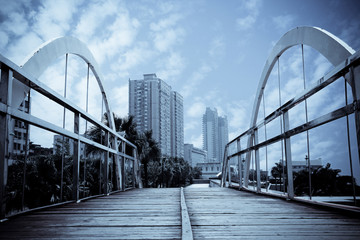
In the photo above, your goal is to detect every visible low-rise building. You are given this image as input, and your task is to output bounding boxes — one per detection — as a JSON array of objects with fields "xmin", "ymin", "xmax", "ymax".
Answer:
[
  {"xmin": 292, "ymin": 158, "xmax": 323, "ymax": 172},
  {"xmin": 196, "ymin": 162, "xmax": 221, "ymax": 179},
  {"xmin": 184, "ymin": 144, "xmax": 207, "ymax": 167}
]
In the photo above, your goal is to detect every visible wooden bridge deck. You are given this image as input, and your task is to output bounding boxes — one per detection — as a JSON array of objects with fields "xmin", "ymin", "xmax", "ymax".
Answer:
[
  {"xmin": 1, "ymin": 185, "xmax": 360, "ymax": 239},
  {"xmin": 0, "ymin": 188, "xmax": 181, "ymax": 239},
  {"xmin": 184, "ymin": 185, "xmax": 360, "ymax": 239}
]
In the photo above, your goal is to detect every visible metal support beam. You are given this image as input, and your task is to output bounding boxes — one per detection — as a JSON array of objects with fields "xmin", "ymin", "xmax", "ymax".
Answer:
[
  {"xmin": 283, "ymin": 111, "xmax": 294, "ymax": 199},
  {"xmin": 220, "ymin": 146, "xmax": 228, "ymax": 187},
  {"xmin": 121, "ymin": 142, "xmax": 126, "ymax": 191},
  {"xmin": 132, "ymin": 159, "xmax": 135, "ymax": 189},
  {"xmin": 114, "ymin": 140, "xmax": 121, "ymax": 191},
  {"xmin": 73, "ymin": 112, "xmax": 80, "ymax": 202},
  {"xmin": 237, "ymin": 139, "xmax": 242, "ymax": 189},
  {"xmin": 254, "ymin": 129, "xmax": 261, "ymax": 193},
  {"xmin": 227, "ymin": 102, "xmax": 357, "ymax": 159},
  {"xmin": 347, "ymin": 65, "xmax": 360, "ymax": 170},
  {"xmin": 104, "ymin": 132, "xmax": 109, "ymax": 195},
  {"xmin": 0, "ymin": 67, "xmax": 12, "ymax": 219},
  {"xmin": 244, "ymin": 134, "xmax": 253, "ymax": 188}
]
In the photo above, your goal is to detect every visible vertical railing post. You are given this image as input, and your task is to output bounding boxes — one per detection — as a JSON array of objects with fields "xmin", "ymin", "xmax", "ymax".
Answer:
[
  {"xmin": 254, "ymin": 129, "xmax": 261, "ymax": 192},
  {"xmin": 21, "ymin": 92, "xmax": 30, "ymax": 211},
  {"xmin": 347, "ymin": 66, "xmax": 360, "ymax": 173},
  {"xmin": 132, "ymin": 159, "xmax": 135, "ymax": 188},
  {"xmin": 221, "ymin": 146, "xmax": 228, "ymax": 187},
  {"xmin": 228, "ymin": 156, "xmax": 231, "ymax": 187},
  {"xmin": 114, "ymin": 138, "xmax": 121, "ymax": 191},
  {"xmin": 283, "ymin": 111, "xmax": 294, "ymax": 199},
  {"xmin": 132, "ymin": 148, "xmax": 136, "ymax": 188},
  {"xmin": 0, "ymin": 67, "xmax": 13, "ymax": 219},
  {"xmin": 244, "ymin": 133, "xmax": 253, "ymax": 188},
  {"xmin": 73, "ymin": 112, "xmax": 80, "ymax": 202},
  {"xmin": 121, "ymin": 142, "xmax": 126, "ymax": 191},
  {"xmin": 104, "ymin": 132, "xmax": 109, "ymax": 195},
  {"xmin": 237, "ymin": 139, "xmax": 242, "ymax": 189},
  {"xmin": 133, "ymin": 147, "xmax": 142, "ymax": 188}
]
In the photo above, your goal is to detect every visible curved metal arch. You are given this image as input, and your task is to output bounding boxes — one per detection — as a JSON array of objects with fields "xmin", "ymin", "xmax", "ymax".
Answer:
[
  {"xmin": 250, "ymin": 26, "xmax": 355, "ymax": 130},
  {"xmin": 243, "ymin": 26, "xmax": 356, "ymax": 187},
  {"xmin": 12, "ymin": 36, "xmax": 115, "ymax": 130}
]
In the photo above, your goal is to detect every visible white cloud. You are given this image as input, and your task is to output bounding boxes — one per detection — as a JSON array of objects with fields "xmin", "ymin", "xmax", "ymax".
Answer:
[
  {"xmin": 339, "ymin": 20, "xmax": 360, "ymax": 51},
  {"xmin": 272, "ymin": 14, "xmax": 296, "ymax": 31},
  {"xmin": 89, "ymin": 12, "xmax": 140, "ymax": 65},
  {"xmin": 33, "ymin": 0, "xmax": 81, "ymax": 40},
  {"xmin": 158, "ymin": 1, "xmax": 178, "ymax": 15},
  {"xmin": 187, "ymin": 102, "xmax": 206, "ymax": 118},
  {"xmin": 311, "ymin": 54, "xmax": 332, "ymax": 82},
  {"xmin": 190, "ymin": 134, "xmax": 203, "ymax": 149},
  {"xmin": 237, "ymin": 15, "xmax": 257, "ymax": 30},
  {"xmin": 236, "ymin": 0, "xmax": 262, "ymax": 30},
  {"xmin": 7, "ymin": 32, "xmax": 43, "ymax": 64},
  {"xmin": 154, "ymin": 28, "xmax": 185, "ymax": 52},
  {"xmin": 209, "ymin": 37, "xmax": 225, "ymax": 58},
  {"xmin": 111, "ymin": 41, "xmax": 154, "ymax": 79},
  {"xmin": 181, "ymin": 63, "xmax": 213, "ymax": 98},
  {"xmin": 150, "ymin": 14, "xmax": 182, "ymax": 31},
  {"xmin": 75, "ymin": 0, "xmax": 119, "ymax": 40},
  {"xmin": 157, "ymin": 52, "xmax": 185, "ymax": 82},
  {"xmin": 2, "ymin": 12, "xmax": 29, "ymax": 37},
  {"xmin": 110, "ymin": 84, "xmax": 129, "ymax": 117},
  {"xmin": 0, "ymin": 31, "xmax": 9, "ymax": 49},
  {"xmin": 150, "ymin": 14, "xmax": 185, "ymax": 52},
  {"xmin": 226, "ymin": 101, "xmax": 248, "ymax": 131}
]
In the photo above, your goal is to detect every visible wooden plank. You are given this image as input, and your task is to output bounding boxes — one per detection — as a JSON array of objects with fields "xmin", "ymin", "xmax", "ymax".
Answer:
[
  {"xmin": 184, "ymin": 185, "xmax": 360, "ymax": 239},
  {"xmin": 0, "ymin": 188, "xmax": 181, "ymax": 239}
]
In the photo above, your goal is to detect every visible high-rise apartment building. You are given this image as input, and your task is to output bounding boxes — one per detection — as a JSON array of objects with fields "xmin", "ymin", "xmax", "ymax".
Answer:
[
  {"xmin": 202, "ymin": 107, "xmax": 228, "ymax": 162},
  {"xmin": 170, "ymin": 91, "xmax": 184, "ymax": 158},
  {"xmin": 129, "ymin": 73, "xmax": 184, "ymax": 158}
]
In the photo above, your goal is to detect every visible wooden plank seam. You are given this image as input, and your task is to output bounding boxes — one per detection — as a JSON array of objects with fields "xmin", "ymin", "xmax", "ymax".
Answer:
[{"xmin": 180, "ymin": 187, "xmax": 193, "ymax": 240}]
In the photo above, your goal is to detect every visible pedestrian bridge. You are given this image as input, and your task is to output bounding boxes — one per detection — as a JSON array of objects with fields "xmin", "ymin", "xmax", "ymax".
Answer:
[
  {"xmin": 1, "ymin": 26, "xmax": 360, "ymax": 239},
  {"xmin": 0, "ymin": 184, "xmax": 359, "ymax": 239}
]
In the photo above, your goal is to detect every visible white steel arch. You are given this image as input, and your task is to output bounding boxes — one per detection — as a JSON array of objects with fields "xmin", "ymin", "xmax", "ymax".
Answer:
[
  {"xmin": 12, "ymin": 36, "xmax": 115, "ymax": 130},
  {"xmin": 250, "ymin": 26, "xmax": 355, "ymax": 129},
  {"xmin": 242, "ymin": 26, "xmax": 358, "ymax": 189}
]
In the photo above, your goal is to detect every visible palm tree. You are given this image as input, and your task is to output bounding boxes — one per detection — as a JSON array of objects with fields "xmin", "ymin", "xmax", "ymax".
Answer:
[
  {"xmin": 139, "ymin": 130, "xmax": 160, "ymax": 187},
  {"xmin": 86, "ymin": 113, "xmax": 161, "ymax": 188},
  {"xmin": 271, "ymin": 161, "xmax": 283, "ymax": 191}
]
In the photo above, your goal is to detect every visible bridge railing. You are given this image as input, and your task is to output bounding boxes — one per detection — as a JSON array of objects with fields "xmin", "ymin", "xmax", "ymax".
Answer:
[
  {"xmin": 0, "ymin": 53, "xmax": 141, "ymax": 219},
  {"xmin": 221, "ymin": 49, "xmax": 360, "ymax": 209}
]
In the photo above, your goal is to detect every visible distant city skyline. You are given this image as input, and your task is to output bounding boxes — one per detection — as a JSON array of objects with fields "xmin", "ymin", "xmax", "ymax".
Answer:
[{"xmin": 202, "ymin": 107, "xmax": 229, "ymax": 162}]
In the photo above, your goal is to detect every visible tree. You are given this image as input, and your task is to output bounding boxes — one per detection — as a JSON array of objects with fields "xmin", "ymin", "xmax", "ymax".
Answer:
[
  {"xmin": 139, "ymin": 130, "xmax": 161, "ymax": 187},
  {"xmin": 193, "ymin": 167, "xmax": 202, "ymax": 179},
  {"xmin": 271, "ymin": 161, "xmax": 286, "ymax": 191},
  {"xmin": 159, "ymin": 157, "xmax": 193, "ymax": 187},
  {"xmin": 292, "ymin": 163, "xmax": 358, "ymax": 197}
]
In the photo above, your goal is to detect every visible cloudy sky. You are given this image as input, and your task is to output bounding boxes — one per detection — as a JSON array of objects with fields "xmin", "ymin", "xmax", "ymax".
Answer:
[{"xmin": 1, "ymin": 0, "xmax": 360, "ymax": 176}]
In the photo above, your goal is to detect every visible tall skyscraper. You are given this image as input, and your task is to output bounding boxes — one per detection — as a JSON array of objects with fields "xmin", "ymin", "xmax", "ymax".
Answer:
[
  {"xmin": 170, "ymin": 91, "xmax": 184, "ymax": 158},
  {"xmin": 129, "ymin": 73, "xmax": 184, "ymax": 158},
  {"xmin": 202, "ymin": 107, "xmax": 228, "ymax": 162}
]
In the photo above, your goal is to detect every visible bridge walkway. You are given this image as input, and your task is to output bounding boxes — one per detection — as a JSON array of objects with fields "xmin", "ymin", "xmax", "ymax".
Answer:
[
  {"xmin": 1, "ymin": 186, "xmax": 360, "ymax": 239},
  {"xmin": 0, "ymin": 188, "xmax": 181, "ymax": 239},
  {"xmin": 184, "ymin": 185, "xmax": 360, "ymax": 239}
]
